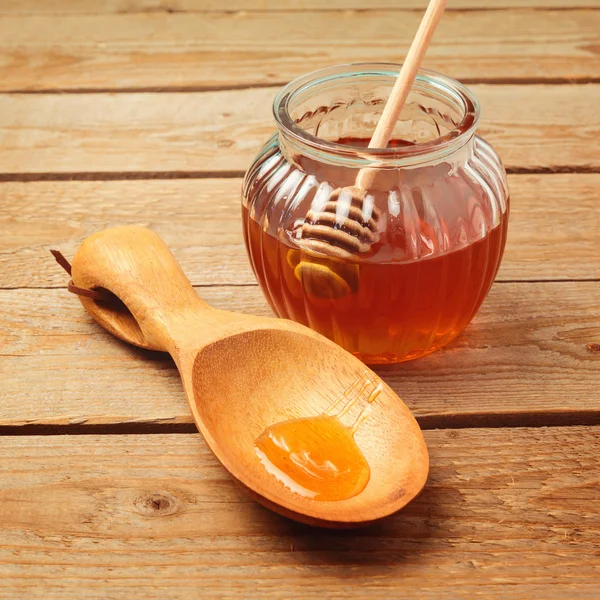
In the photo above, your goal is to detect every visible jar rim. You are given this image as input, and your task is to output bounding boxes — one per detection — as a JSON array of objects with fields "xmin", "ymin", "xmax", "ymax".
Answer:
[{"xmin": 273, "ymin": 62, "xmax": 480, "ymax": 166}]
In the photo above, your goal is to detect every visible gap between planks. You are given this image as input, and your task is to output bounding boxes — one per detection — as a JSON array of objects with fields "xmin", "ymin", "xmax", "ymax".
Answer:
[
  {"xmin": 2, "ymin": 279, "xmax": 600, "ymax": 292},
  {"xmin": 0, "ymin": 166, "xmax": 599, "ymax": 183},
  {"xmin": 3, "ymin": 77, "xmax": 600, "ymax": 94},
  {"xmin": 3, "ymin": 4, "xmax": 600, "ymax": 15},
  {"xmin": 2, "ymin": 409, "xmax": 600, "ymax": 436},
  {"xmin": 147, "ymin": 7, "xmax": 600, "ymax": 12}
]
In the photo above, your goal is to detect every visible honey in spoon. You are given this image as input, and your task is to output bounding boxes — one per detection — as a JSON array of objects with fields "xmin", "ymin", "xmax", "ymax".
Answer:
[{"xmin": 255, "ymin": 373, "xmax": 382, "ymax": 501}]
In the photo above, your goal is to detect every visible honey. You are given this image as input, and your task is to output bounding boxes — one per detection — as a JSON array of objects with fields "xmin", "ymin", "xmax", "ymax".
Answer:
[
  {"xmin": 243, "ymin": 201, "xmax": 508, "ymax": 363},
  {"xmin": 255, "ymin": 373, "xmax": 381, "ymax": 501}
]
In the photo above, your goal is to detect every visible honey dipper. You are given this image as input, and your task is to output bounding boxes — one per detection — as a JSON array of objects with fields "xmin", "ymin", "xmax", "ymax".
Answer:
[
  {"xmin": 296, "ymin": 0, "xmax": 448, "ymax": 296},
  {"xmin": 52, "ymin": 226, "xmax": 428, "ymax": 527}
]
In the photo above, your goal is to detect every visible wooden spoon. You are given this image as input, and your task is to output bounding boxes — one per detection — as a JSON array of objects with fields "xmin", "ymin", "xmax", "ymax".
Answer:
[{"xmin": 66, "ymin": 226, "xmax": 428, "ymax": 527}]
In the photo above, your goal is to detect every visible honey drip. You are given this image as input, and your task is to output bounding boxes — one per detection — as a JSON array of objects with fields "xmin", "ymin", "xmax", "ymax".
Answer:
[{"xmin": 254, "ymin": 373, "xmax": 382, "ymax": 501}]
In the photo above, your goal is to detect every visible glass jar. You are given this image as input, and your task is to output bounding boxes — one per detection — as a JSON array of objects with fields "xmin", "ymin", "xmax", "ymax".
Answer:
[{"xmin": 242, "ymin": 63, "xmax": 509, "ymax": 364}]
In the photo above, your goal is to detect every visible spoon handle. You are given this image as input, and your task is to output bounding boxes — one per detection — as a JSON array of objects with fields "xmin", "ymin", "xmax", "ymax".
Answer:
[{"xmin": 69, "ymin": 226, "xmax": 209, "ymax": 352}]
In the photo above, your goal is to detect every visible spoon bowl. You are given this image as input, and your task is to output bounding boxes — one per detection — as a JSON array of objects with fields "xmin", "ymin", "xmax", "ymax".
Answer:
[{"xmin": 69, "ymin": 226, "xmax": 428, "ymax": 527}]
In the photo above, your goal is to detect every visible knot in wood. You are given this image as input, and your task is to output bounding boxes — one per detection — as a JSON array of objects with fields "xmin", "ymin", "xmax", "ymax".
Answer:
[
  {"xmin": 587, "ymin": 342, "xmax": 600, "ymax": 354},
  {"xmin": 134, "ymin": 491, "xmax": 179, "ymax": 517}
]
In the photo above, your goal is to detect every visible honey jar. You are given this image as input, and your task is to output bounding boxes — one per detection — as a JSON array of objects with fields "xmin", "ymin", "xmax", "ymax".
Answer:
[{"xmin": 242, "ymin": 63, "xmax": 509, "ymax": 364}]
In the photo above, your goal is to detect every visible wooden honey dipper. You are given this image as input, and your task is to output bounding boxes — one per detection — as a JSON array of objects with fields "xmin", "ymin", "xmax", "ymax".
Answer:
[
  {"xmin": 300, "ymin": 189, "xmax": 382, "ymax": 261},
  {"xmin": 296, "ymin": 0, "xmax": 447, "ymax": 296}
]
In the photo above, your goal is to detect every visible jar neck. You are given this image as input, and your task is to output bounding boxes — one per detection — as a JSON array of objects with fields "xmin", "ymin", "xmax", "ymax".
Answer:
[
  {"xmin": 274, "ymin": 63, "xmax": 480, "ymax": 171},
  {"xmin": 278, "ymin": 129, "xmax": 477, "ymax": 172}
]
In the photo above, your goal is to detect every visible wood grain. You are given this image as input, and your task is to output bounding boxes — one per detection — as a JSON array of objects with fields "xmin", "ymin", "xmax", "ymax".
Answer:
[
  {"xmin": 1, "ymin": 281, "xmax": 598, "ymax": 428},
  {"xmin": 3, "ymin": 0, "xmax": 600, "ymax": 14},
  {"xmin": 0, "ymin": 428, "xmax": 598, "ymax": 598},
  {"xmin": 0, "ymin": 3, "xmax": 596, "ymax": 597},
  {"xmin": 0, "ymin": 86, "xmax": 598, "ymax": 176},
  {"xmin": 0, "ymin": 10, "xmax": 598, "ymax": 92},
  {"xmin": 1, "ymin": 175, "xmax": 598, "ymax": 289}
]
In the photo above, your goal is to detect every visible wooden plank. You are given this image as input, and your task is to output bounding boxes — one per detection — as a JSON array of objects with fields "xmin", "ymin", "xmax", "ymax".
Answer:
[
  {"xmin": 0, "ymin": 428, "xmax": 598, "ymax": 598},
  {"xmin": 3, "ymin": 0, "xmax": 600, "ymax": 15},
  {"xmin": 0, "ymin": 175, "xmax": 598, "ymax": 288},
  {"xmin": 0, "ymin": 10, "xmax": 598, "ymax": 91},
  {"xmin": 0, "ymin": 179, "xmax": 251, "ymax": 289},
  {"xmin": 1, "ymin": 281, "xmax": 598, "ymax": 428},
  {"xmin": 0, "ymin": 86, "xmax": 598, "ymax": 175}
]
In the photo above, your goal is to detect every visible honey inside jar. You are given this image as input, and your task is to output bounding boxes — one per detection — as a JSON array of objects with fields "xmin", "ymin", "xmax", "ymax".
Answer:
[{"xmin": 242, "ymin": 156, "xmax": 508, "ymax": 363}]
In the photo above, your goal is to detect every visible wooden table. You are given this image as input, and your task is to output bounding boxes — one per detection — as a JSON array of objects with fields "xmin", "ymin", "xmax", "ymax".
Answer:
[{"xmin": 1, "ymin": 1, "xmax": 599, "ymax": 598}]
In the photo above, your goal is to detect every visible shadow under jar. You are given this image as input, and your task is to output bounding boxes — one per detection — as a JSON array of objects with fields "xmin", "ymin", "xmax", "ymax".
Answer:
[{"xmin": 242, "ymin": 63, "xmax": 509, "ymax": 364}]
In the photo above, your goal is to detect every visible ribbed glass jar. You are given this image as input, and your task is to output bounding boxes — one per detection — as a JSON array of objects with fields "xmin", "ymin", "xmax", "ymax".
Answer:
[{"xmin": 242, "ymin": 63, "xmax": 509, "ymax": 364}]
